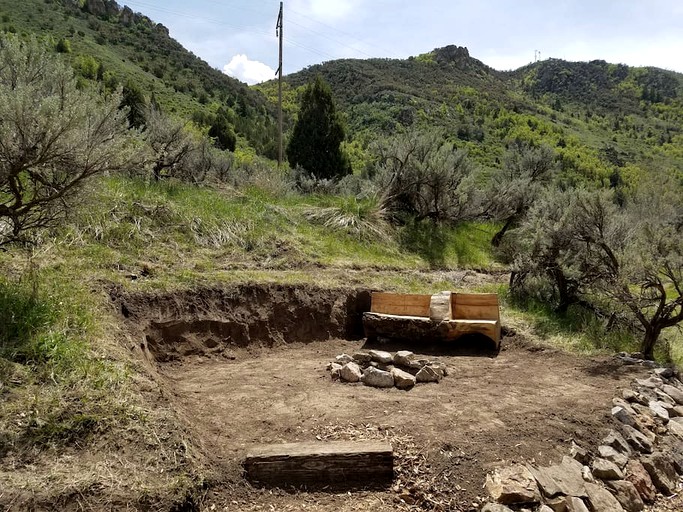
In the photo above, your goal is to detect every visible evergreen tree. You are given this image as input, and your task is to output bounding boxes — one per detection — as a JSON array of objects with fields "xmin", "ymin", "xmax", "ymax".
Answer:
[
  {"xmin": 208, "ymin": 107, "xmax": 236, "ymax": 152},
  {"xmin": 287, "ymin": 75, "xmax": 350, "ymax": 179},
  {"xmin": 121, "ymin": 81, "xmax": 147, "ymax": 129}
]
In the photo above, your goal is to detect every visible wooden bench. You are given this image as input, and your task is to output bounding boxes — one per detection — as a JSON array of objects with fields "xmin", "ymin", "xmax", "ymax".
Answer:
[{"xmin": 362, "ymin": 291, "xmax": 501, "ymax": 349}]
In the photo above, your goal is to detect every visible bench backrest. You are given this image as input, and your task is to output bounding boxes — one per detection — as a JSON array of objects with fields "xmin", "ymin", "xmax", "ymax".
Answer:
[
  {"xmin": 370, "ymin": 292, "xmax": 431, "ymax": 317},
  {"xmin": 451, "ymin": 293, "xmax": 500, "ymax": 321}
]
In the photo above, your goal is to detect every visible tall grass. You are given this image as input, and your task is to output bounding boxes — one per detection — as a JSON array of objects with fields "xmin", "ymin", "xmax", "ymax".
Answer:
[{"xmin": 0, "ymin": 271, "xmax": 129, "ymax": 453}]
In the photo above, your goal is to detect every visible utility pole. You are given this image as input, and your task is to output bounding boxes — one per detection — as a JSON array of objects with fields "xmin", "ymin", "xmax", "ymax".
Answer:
[{"xmin": 276, "ymin": 2, "xmax": 283, "ymax": 169}]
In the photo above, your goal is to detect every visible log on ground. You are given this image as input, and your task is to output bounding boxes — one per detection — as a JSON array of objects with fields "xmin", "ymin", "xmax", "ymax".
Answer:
[{"xmin": 243, "ymin": 440, "xmax": 394, "ymax": 489}]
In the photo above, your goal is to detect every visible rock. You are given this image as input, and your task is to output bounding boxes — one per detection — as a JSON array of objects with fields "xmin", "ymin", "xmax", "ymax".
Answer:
[
  {"xmin": 481, "ymin": 504, "xmax": 514, "ymax": 512},
  {"xmin": 339, "ymin": 362, "xmax": 362, "ymax": 383},
  {"xmin": 613, "ymin": 398, "xmax": 638, "ymax": 414},
  {"xmin": 484, "ymin": 465, "xmax": 541, "ymax": 505},
  {"xmin": 612, "ymin": 406, "xmax": 637, "ymax": 427},
  {"xmin": 391, "ymin": 368, "xmax": 416, "ymax": 390},
  {"xmin": 649, "ymin": 400, "xmax": 670, "ymax": 422},
  {"xmin": 605, "ymin": 480, "xmax": 645, "ymax": 512},
  {"xmin": 570, "ymin": 441, "xmax": 591, "ymax": 465},
  {"xmin": 392, "ymin": 350, "xmax": 414, "ymax": 367},
  {"xmin": 430, "ymin": 362, "xmax": 449, "ymax": 377},
  {"xmin": 335, "ymin": 354, "xmax": 354, "ymax": 365},
  {"xmin": 597, "ymin": 445, "xmax": 629, "ymax": 469},
  {"xmin": 329, "ymin": 362, "xmax": 342, "ymax": 379},
  {"xmin": 591, "ymin": 458, "xmax": 624, "ymax": 480},
  {"xmin": 602, "ymin": 430, "xmax": 632, "ymax": 456},
  {"xmin": 622, "ymin": 389, "xmax": 640, "ymax": 403},
  {"xmin": 668, "ymin": 418, "xmax": 683, "ymax": 438},
  {"xmin": 582, "ymin": 465, "xmax": 596, "ymax": 483},
  {"xmin": 635, "ymin": 377, "xmax": 663, "ymax": 389},
  {"xmin": 352, "ymin": 352, "xmax": 372, "ymax": 364},
  {"xmin": 361, "ymin": 367, "xmax": 394, "ymax": 388},
  {"xmin": 538, "ymin": 506, "xmax": 554, "ymax": 512},
  {"xmin": 655, "ymin": 367, "xmax": 675, "ymax": 379},
  {"xmin": 672, "ymin": 405, "xmax": 683, "ymax": 417},
  {"xmin": 662, "ymin": 384, "xmax": 683, "ymax": 405},
  {"xmin": 565, "ymin": 496, "xmax": 589, "ymax": 512},
  {"xmin": 528, "ymin": 456, "xmax": 586, "ymax": 498},
  {"xmin": 544, "ymin": 496, "xmax": 567, "ymax": 512},
  {"xmin": 632, "ymin": 403, "xmax": 654, "ymax": 418},
  {"xmin": 620, "ymin": 425, "xmax": 653, "ymax": 454},
  {"xmin": 625, "ymin": 459, "xmax": 656, "ymax": 504},
  {"xmin": 416, "ymin": 365, "xmax": 442, "ymax": 383},
  {"xmin": 655, "ymin": 389, "xmax": 676, "ymax": 406},
  {"xmin": 660, "ymin": 436, "xmax": 683, "ymax": 474},
  {"xmin": 640, "ymin": 452, "xmax": 678, "ymax": 496},
  {"xmin": 368, "ymin": 350, "xmax": 393, "ymax": 364},
  {"xmin": 408, "ymin": 358, "xmax": 430, "ymax": 370},
  {"xmin": 584, "ymin": 482, "xmax": 625, "ymax": 511}
]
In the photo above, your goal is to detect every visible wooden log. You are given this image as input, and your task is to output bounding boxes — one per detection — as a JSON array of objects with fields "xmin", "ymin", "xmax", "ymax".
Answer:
[
  {"xmin": 243, "ymin": 441, "xmax": 393, "ymax": 489},
  {"xmin": 370, "ymin": 292, "xmax": 431, "ymax": 317}
]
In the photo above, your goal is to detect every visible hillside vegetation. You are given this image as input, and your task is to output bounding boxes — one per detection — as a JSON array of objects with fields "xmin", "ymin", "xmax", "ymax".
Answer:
[{"xmin": 0, "ymin": 1, "xmax": 682, "ymax": 510}]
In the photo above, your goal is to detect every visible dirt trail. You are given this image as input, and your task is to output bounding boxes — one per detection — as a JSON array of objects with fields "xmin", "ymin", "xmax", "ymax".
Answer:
[{"xmin": 160, "ymin": 338, "xmax": 647, "ymax": 511}]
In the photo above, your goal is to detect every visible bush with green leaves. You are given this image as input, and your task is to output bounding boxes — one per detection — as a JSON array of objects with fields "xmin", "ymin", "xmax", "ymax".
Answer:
[
  {"xmin": 486, "ymin": 142, "xmax": 557, "ymax": 246},
  {"xmin": 0, "ymin": 34, "xmax": 139, "ymax": 246},
  {"xmin": 372, "ymin": 129, "xmax": 479, "ymax": 224},
  {"xmin": 509, "ymin": 178, "xmax": 683, "ymax": 359}
]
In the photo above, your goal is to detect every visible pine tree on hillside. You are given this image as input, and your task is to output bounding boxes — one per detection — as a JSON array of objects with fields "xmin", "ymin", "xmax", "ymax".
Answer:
[{"xmin": 287, "ymin": 75, "xmax": 350, "ymax": 179}]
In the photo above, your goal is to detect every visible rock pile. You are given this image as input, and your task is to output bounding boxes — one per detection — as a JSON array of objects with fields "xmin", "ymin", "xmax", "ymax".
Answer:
[
  {"xmin": 481, "ymin": 364, "xmax": 683, "ymax": 511},
  {"xmin": 327, "ymin": 350, "xmax": 447, "ymax": 391}
]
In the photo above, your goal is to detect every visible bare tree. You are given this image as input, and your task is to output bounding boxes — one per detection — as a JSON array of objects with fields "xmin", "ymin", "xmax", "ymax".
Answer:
[{"xmin": 0, "ymin": 35, "xmax": 140, "ymax": 245}]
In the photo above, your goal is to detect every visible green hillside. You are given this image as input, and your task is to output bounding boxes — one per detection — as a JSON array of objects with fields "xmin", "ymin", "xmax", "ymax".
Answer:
[
  {"xmin": 0, "ymin": 0, "xmax": 279, "ymax": 156},
  {"xmin": 259, "ymin": 45, "xmax": 683, "ymax": 184}
]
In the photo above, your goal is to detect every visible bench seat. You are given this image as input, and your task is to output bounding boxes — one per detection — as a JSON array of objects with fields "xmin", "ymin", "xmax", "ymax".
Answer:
[{"xmin": 362, "ymin": 291, "xmax": 501, "ymax": 349}]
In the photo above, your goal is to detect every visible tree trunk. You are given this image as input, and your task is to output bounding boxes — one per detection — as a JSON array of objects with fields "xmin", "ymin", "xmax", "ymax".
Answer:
[
  {"xmin": 550, "ymin": 267, "xmax": 573, "ymax": 314},
  {"xmin": 491, "ymin": 217, "xmax": 515, "ymax": 247},
  {"xmin": 640, "ymin": 325, "xmax": 661, "ymax": 360}
]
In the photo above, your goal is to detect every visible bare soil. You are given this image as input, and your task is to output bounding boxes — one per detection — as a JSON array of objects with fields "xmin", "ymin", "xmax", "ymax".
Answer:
[
  {"xmin": 113, "ymin": 283, "xmax": 658, "ymax": 511},
  {"xmin": 159, "ymin": 338, "xmax": 646, "ymax": 511}
]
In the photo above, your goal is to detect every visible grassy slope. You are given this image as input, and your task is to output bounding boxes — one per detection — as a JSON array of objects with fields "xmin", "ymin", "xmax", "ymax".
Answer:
[{"xmin": 0, "ymin": 0, "xmax": 277, "ymax": 154}]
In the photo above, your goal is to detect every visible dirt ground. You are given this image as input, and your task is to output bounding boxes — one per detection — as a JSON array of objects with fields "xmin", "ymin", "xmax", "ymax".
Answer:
[{"xmin": 158, "ymin": 336, "xmax": 649, "ymax": 511}]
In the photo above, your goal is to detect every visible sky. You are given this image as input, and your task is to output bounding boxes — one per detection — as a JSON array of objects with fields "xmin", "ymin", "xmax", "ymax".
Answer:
[{"xmin": 120, "ymin": 0, "xmax": 683, "ymax": 85}]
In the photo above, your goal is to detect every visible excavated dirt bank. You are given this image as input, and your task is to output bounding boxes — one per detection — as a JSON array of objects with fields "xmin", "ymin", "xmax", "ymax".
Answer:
[
  {"xmin": 113, "ymin": 283, "xmax": 653, "ymax": 511},
  {"xmin": 113, "ymin": 283, "xmax": 372, "ymax": 363}
]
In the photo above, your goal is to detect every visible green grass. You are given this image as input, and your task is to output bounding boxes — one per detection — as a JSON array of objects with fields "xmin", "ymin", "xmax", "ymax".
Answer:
[
  {"xmin": 52, "ymin": 176, "xmax": 498, "ymax": 292},
  {"xmin": 0, "ymin": 269, "xmax": 132, "ymax": 455}
]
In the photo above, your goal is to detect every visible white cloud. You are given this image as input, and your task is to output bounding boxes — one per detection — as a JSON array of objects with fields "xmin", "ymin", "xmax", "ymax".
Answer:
[{"xmin": 223, "ymin": 54, "xmax": 276, "ymax": 85}]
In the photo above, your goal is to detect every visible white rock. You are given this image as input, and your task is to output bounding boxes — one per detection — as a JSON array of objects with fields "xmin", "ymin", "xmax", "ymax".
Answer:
[
  {"xmin": 662, "ymin": 384, "xmax": 683, "ymax": 405},
  {"xmin": 649, "ymin": 401, "xmax": 670, "ymax": 422},
  {"xmin": 361, "ymin": 367, "xmax": 394, "ymax": 388},
  {"xmin": 335, "ymin": 354, "xmax": 354, "ymax": 365},
  {"xmin": 368, "ymin": 350, "xmax": 393, "ymax": 364},
  {"xmin": 393, "ymin": 350, "xmax": 414, "ymax": 366},
  {"xmin": 391, "ymin": 368, "xmax": 416, "ymax": 390},
  {"xmin": 416, "ymin": 366, "xmax": 442, "ymax": 383},
  {"xmin": 339, "ymin": 362, "xmax": 362, "ymax": 383}
]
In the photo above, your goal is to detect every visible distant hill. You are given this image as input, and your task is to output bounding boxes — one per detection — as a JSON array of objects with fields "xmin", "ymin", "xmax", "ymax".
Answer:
[
  {"xmin": 0, "ymin": 0, "xmax": 279, "ymax": 157},
  {"xmin": 260, "ymin": 45, "xmax": 683, "ymax": 181}
]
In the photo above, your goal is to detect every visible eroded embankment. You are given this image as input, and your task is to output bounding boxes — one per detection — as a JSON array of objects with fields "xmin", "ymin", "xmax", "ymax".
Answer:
[{"xmin": 111, "ymin": 283, "xmax": 372, "ymax": 363}]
